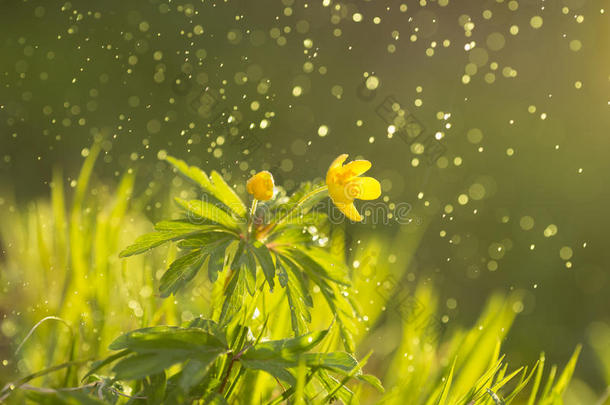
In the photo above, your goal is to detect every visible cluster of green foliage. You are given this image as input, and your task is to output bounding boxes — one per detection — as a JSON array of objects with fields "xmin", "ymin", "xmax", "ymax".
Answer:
[
  {"xmin": 79, "ymin": 155, "xmax": 381, "ymax": 403},
  {"xmin": 0, "ymin": 150, "xmax": 595, "ymax": 404}
]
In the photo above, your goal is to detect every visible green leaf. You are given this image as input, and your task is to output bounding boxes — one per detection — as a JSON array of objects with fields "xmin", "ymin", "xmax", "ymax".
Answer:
[
  {"xmin": 202, "ymin": 392, "xmax": 228, "ymax": 405},
  {"xmin": 112, "ymin": 352, "xmax": 182, "ymax": 380},
  {"xmin": 207, "ymin": 238, "xmax": 232, "ymax": 283},
  {"xmin": 457, "ymin": 356, "xmax": 506, "ymax": 404},
  {"xmin": 317, "ymin": 370, "xmax": 355, "ymax": 405},
  {"xmin": 274, "ymin": 181, "xmax": 326, "ymax": 218},
  {"xmin": 486, "ymin": 389, "xmax": 506, "ymax": 405},
  {"xmin": 159, "ymin": 249, "xmax": 207, "ymax": 297},
  {"xmin": 25, "ymin": 391, "xmax": 109, "ymax": 405},
  {"xmin": 358, "ymin": 374, "xmax": 384, "ymax": 392},
  {"xmin": 223, "ymin": 240, "xmax": 241, "ymax": 272},
  {"xmin": 177, "ymin": 359, "xmax": 216, "ymax": 392},
  {"xmin": 436, "ymin": 357, "xmax": 456, "ymax": 405},
  {"xmin": 302, "ymin": 352, "xmax": 358, "ymax": 374},
  {"xmin": 187, "ymin": 318, "xmax": 227, "ymax": 347},
  {"xmin": 539, "ymin": 345, "xmax": 581, "ymax": 404},
  {"xmin": 280, "ymin": 252, "xmax": 357, "ymax": 352},
  {"xmin": 119, "ymin": 227, "xmax": 210, "ymax": 258},
  {"xmin": 210, "ymin": 170, "xmax": 248, "ymax": 218},
  {"xmin": 143, "ymin": 372, "xmax": 166, "ymax": 405},
  {"xmin": 241, "ymin": 249, "xmax": 257, "ymax": 296},
  {"xmin": 250, "ymin": 241, "xmax": 275, "ymax": 290},
  {"xmin": 320, "ymin": 281, "xmax": 358, "ymax": 353},
  {"xmin": 174, "ymin": 197, "xmax": 241, "ymax": 230},
  {"xmin": 278, "ymin": 256, "xmax": 312, "ymax": 336},
  {"xmin": 82, "ymin": 350, "xmax": 130, "ymax": 381},
  {"xmin": 242, "ymin": 330, "xmax": 328, "ymax": 360},
  {"xmin": 322, "ymin": 351, "xmax": 374, "ymax": 403},
  {"xmin": 107, "ymin": 327, "xmax": 227, "ymax": 380},
  {"xmin": 239, "ymin": 358, "xmax": 296, "ymax": 385},
  {"xmin": 283, "ymin": 248, "xmax": 350, "ymax": 286},
  {"xmin": 527, "ymin": 353, "xmax": 545, "ymax": 405},
  {"xmin": 505, "ymin": 361, "xmax": 540, "ymax": 404},
  {"xmin": 239, "ymin": 331, "xmax": 329, "ymax": 385},
  {"xmin": 165, "ymin": 155, "xmax": 214, "ymax": 191},
  {"xmin": 164, "ymin": 156, "xmax": 247, "ymax": 218},
  {"xmin": 109, "ymin": 326, "xmax": 226, "ymax": 352},
  {"xmin": 219, "ymin": 269, "xmax": 247, "ymax": 325},
  {"xmin": 153, "ymin": 219, "xmax": 220, "ymax": 234},
  {"xmin": 177, "ymin": 233, "xmax": 223, "ymax": 249}
]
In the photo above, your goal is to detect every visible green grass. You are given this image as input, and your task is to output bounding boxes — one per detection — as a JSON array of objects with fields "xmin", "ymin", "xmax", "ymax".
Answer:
[{"xmin": 0, "ymin": 150, "xmax": 602, "ymax": 404}]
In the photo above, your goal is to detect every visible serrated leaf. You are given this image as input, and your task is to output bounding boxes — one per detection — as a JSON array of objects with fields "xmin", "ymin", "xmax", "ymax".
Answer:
[
  {"xmin": 280, "ymin": 252, "xmax": 357, "ymax": 352},
  {"xmin": 112, "ymin": 352, "xmax": 183, "ymax": 380},
  {"xmin": 316, "ymin": 370, "xmax": 355, "ymax": 405},
  {"xmin": 239, "ymin": 358, "xmax": 296, "ymax": 385},
  {"xmin": 177, "ymin": 233, "xmax": 222, "ymax": 249},
  {"xmin": 112, "ymin": 350, "xmax": 223, "ymax": 381},
  {"xmin": 243, "ymin": 330, "xmax": 328, "ymax": 360},
  {"xmin": 278, "ymin": 256, "xmax": 312, "ymax": 336},
  {"xmin": 241, "ymin": 249, "xmax": 257, "ymax": 296},
  {"xmin": 165, "ymin": 155, "xmax": 213, "ymax": 190},
  {"xmin": 283, "ymin": 248, "xmax": 349, "ymax": 286},
  {"xmin": 207, "ymin": 239, "xmax": 232, "ymax": 283},
  {"xmin": 250, "ymin": 240, "xmax": 275, "ymax": 290},
  {"xmin": 164, "ymin": 156, "xmax": 247, "ymax": 218},
  {"xmin": 119, "ymin": 227, "xmax": 209, "ymax": 258},
  {"xmin": 107, "ymin": 327, "xmax": 227, "ymax": 381},
  {"xmin": 219, "ymin": 268, "xmax": 247, "ymax": 325},
  {"xmin": 187, "ymin": 318, "xmax": 227, "ymax": 346},
  {"xmin": 223, "ymin": 240, "xmax": 241, "ymax": 272},
  {"xmin": 159, "ymin": 249, "xmax": 207, "ymax": 297},
  {"xmin": 153, "ymin": 220, "xmax": 219, "ymax": 234},
  {"xmin": 109, "ymin": 326, "xmax": 226, "ymax": 352},
  {"xmin": 322, "ymin": 282, "xmax": 358, "ymax": 353},
  {"xmin": 209, "ymin": 170, "xmax": 247, "ymax": 218},
  {"xmin": 174, "ymin": 197, "xmax": 241, "ymax": 230},
  {"xmin": 302, "ymin": 352, "xmax": 358, "ymax": 374},
  {"xmin": 275, "ymin": 181, "xmax": 326, "ymax": 217},
  {"xmin": 358, "ymin": 374, "xmax": 384, "ymax": 392}
]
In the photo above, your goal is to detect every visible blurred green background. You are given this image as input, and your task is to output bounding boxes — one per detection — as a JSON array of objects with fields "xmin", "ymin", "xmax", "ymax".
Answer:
[{"xmin": 1, "ymin": 0, "xmax": 609, "ymax": 399}]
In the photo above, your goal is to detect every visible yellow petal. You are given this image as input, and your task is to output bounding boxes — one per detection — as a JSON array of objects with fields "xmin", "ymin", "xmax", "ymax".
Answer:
[
  {"xmin": 326, "ymin": 154, "xmax": 348, "ymax": 184},
  {"xmin": 247, "ymin": 171, "xmax": 275, "ymax": 201},
  {"xmin": 347, "ymin": 177, "xmax": 381, "ymax": 200},
  {"xmin": 328, "ymin": 182, "xmax": 351, "ymax": 205},
  {"xmin": 341, "ymin": 160, "xmax": 371, "ymax": 177},
  {"xmin": 335, "ymin": 202, "xmax": 363, "ymax": 222}
]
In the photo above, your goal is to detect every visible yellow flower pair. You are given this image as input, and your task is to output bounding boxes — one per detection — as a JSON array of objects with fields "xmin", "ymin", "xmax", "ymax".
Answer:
[{"xmin": 247, "ymin": 154, "xmax": 381, "ymax": 222}]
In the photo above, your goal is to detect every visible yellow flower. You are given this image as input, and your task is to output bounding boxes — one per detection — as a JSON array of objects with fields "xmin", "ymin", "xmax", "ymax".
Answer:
[
  {"xmin": 247, "ymin": 171, "xmax": 275, "ymax": 201},
  {"xmin": 326, "ymin": 154, "xmax": 381, "ymax": 221}
]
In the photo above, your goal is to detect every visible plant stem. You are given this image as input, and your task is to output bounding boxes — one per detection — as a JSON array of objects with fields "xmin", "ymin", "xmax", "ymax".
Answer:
[
  {"xmin": 218, "ymin": 347, "xmax": 248, "ymax": 396},
  {"xmin": 218, "ymin": 355, "xmax": 236, "ymax": 394},
  {"xmin": 224, "ymin": 366, "xmax": 245, "ymax": 400},
  {"xmin": 266, "ymin": 367, "xmax": 319, "ymax": 405},
  {"xmin": 247, "ymin": 199, "xmax": 258, "ymax": 239}
]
